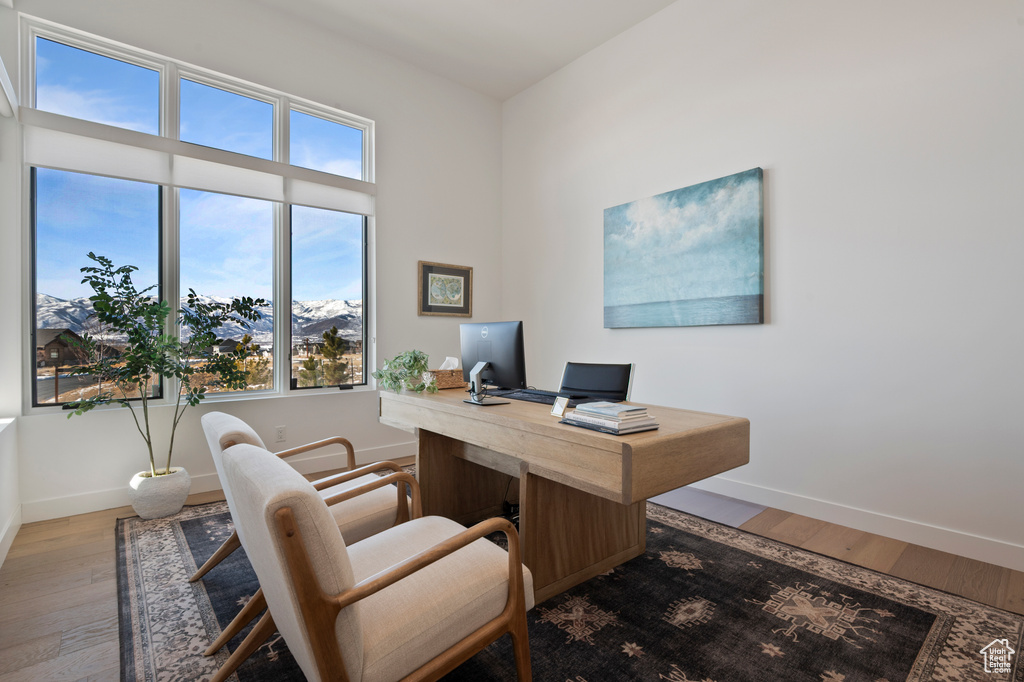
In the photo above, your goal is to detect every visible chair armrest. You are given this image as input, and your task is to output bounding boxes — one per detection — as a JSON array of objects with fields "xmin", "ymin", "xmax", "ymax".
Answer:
[
  {"xmin": 275, "ymin": 436, "xmax": 356, "ymax": 470},
  {"xmin": 310, "ymin": 460, "xmax": 404, "ymax": 491},
  {"xmin": 321, "ymin": 471, "xmax": 422, "ymax": 519},
  {"xmin": 334, "ymin": 517, "xmax": 524, "ymax": 612}
]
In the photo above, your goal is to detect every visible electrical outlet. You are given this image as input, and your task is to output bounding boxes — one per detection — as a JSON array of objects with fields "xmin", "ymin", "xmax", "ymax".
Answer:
[{"xmin": 274, "ymin": 425, "xmax": 286, "ymax": 443}]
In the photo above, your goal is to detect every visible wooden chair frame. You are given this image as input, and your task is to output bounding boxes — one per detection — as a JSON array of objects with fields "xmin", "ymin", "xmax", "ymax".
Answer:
[
  {"xmin": 191, "ymin": 435, "xmax": 410, "ymax": 582},
  {"xmin": 206, "ymin": 470, "xmax": 422, "ymax": 681}
]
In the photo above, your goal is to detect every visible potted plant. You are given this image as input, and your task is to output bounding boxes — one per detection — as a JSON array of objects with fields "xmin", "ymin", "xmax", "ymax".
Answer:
[
  {"xmin": 66, "ymin": 253, "xmax": 266, "ymax": 519},
  {"xmin": 372, "ymin": 349, "xmax": 439, "ymax": 393}
]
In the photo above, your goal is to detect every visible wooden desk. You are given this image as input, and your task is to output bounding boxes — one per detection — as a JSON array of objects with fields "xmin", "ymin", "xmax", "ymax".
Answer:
[{"xmin": 378, "ymin": 390, "xmax": 749, "ymax": 603}]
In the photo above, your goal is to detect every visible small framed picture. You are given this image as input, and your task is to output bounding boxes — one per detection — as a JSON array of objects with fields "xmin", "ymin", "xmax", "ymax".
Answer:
[
  {"xmin": 550, "ymin": 396, "xmax": 570, "ymax": 417},
  {"xmin": 418, "ymin": 261, "xmax": 473, "ymax": 317}
]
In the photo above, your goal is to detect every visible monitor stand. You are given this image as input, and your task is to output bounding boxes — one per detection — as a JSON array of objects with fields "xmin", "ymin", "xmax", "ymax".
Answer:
[
  {"xmin": 464, "ymin": 396, "xmax": 510, "ymax": 406},
  {"xmin": 464, "ymin": 361, "xmax": 510, "ymax": 406}
]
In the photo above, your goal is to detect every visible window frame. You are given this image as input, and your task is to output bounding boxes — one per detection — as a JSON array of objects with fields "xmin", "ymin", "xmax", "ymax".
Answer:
[{"xmin": 20, "ymin": 16, "xmax": 376, "ymax": 413}]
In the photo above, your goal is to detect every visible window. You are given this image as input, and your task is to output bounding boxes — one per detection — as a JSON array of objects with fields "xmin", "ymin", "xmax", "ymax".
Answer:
[
  {"xmin": 32, "ymin": 168, "xmax": 161, "ymax": 405},
  {"xmin": 291, "ymin": 207, "xmax": 366, "ymax": 388},
  {"xmin": 34, "ymin": 37, "xmax": 159, "ymax": 135},
  {"xmin": 290, "ymin": 108, "xmax": 363, "ymax": 179},
  {"xmin": 180, "ymin": 79, "xmax": 273, "ymax": 159},
  {"xmin": 179, "ymin": 189, "xmax": 275, "ymax": 393},
  {"xmin": 24, "ymin": 20, "xmax": 374, "ymax": 407}
]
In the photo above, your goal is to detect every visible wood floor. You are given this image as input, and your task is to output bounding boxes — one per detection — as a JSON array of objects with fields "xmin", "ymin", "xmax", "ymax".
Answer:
[{"xmin": 1, "ymin": 488, "xmax": 1022, "ymax": 681}]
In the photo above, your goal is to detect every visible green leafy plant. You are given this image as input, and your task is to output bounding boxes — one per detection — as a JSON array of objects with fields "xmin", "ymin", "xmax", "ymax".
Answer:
[
  {"xmin": 66, "ymin": 253, "xmax": 267, "ymax": 478},
  {"xmin": 372, "ymin": 349, "xmax": 438, "ymax": 393}
]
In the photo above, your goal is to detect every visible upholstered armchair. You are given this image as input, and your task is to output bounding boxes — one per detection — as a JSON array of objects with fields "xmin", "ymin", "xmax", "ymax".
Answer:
[
  {"xmin": 197, "ymin": 411, "xmax": 420, "ymax": 664},
  {"xmin": 219, "ymin": 441, "xmax": 533, "ymax": 682}
]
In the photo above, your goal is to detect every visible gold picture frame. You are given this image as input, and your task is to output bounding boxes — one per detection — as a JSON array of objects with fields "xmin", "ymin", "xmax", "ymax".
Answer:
[{"xmin": 417, "ymin": 261, "xmax": 473, "ymax": 317}]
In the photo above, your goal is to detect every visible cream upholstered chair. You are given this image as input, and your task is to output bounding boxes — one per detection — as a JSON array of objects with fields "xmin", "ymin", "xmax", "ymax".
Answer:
[
  {"xmin": 195, "ymin": 411, "xmax": 414, "ymax": 582},
  {"xmin": 219, "ymin": 442, "xmax": 533, "ymax": 682},
  {"xmin": 197, "ymin": 411, "xmax": 420, "ymax": 660}
]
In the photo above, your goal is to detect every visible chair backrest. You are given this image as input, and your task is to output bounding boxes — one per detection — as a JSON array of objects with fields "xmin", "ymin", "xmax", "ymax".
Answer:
[
  {"xmin": 558, "ymin": 362, "xmax": 634, "ymax": 401},
  {"xmin": 200, "ymin": 412, "xmax": 267, "ymax": 545},
  {"xmin": 222, "ymin": 442, "xmax": 364, "ymax": 682}
]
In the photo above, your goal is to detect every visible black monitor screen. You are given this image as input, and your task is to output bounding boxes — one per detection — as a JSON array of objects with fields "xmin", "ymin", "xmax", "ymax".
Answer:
[{"xmin": 460, "ymin": 321, "xmax": 527, "ymax": 391}]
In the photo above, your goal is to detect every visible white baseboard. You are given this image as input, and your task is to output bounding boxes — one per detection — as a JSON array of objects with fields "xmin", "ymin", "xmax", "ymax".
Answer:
[
  {"xmin": 692, "ymin": 477, "xmax": 1024, "ymax": 573},
  {"xmin": 0, "ymin": 505, "xmax": 22, "ymax": 569},
  {"xmin": 20, "ymin": 441, "xmax": 418, "ymax": 524}
]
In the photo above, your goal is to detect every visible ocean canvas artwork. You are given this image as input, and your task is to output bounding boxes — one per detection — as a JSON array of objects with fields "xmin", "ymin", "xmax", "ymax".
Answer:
[{"xmin": 604, "ymin": 168, "xmax": 764, "ymax": 328}]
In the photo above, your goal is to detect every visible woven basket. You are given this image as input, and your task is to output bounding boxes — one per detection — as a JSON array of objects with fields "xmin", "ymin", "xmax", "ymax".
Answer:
[{"xmin": 430, "ymin": 369, "xmax": 466, "ymax": 390}]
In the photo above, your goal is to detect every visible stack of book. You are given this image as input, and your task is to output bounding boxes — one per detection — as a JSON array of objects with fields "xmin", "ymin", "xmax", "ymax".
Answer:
[{"xmin": 561, "ymin": 401, "xmax": 659, "ymax": 435}]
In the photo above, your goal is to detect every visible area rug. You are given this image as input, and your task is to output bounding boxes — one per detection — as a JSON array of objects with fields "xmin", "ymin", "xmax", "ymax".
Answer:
[{"xmin": 116, "ymin": 502, "xmax": 1024, "ymax": 681}]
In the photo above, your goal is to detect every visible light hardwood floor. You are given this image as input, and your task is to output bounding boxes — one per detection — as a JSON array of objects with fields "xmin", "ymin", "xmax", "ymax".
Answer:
[{"xmin": 1, "ymin": 487, "xmax": 1022, "ymax": 681}]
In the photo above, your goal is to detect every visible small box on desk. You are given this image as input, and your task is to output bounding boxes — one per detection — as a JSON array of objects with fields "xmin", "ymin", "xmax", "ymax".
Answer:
[{"xmin": 430, "ymin": 369, "xmax": 467, "ymax": 390}]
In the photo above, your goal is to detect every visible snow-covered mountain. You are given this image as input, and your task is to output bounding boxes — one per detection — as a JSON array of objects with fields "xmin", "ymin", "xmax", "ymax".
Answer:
[
  {"xmin": 35, "ymin": 294, "xmax": 362, "ymax": 348},
  {"xmin": 36, "ymin": 294, "xmax": 96, "ymax": 331}
]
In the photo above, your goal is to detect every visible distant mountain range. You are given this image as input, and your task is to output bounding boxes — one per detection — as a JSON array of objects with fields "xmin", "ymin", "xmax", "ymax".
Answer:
[{"xmin": 35, "ymin": 294, "xmax": 362, "ymax": 347}]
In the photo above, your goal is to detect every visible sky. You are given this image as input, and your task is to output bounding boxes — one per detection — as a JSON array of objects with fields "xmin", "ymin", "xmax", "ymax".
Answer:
[
  {"xmin": 603, "ymin": 168, "xmax": 764, "ymax": 307},
  {"xmin": 34, "ymin": 37, "xmax": 364, "ymax": 304}
]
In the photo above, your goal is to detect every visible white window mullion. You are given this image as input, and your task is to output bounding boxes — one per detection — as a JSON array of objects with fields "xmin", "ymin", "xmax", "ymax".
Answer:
[
  {"xmin": 279, "ymin": 96, "xmax": 290, "ymax": 165},
  {"xmin": 276, "ymin": 95, "xmax": 291, "ymax": 393},
  {"xmin": 276, "ymin": 201, "xmax": 292, "ymax": 393},
  {"xmin": 162, "ymin": 63, "xmax": 181, "ymax": 405},
  {"xmin": 162, "ymin": 185, "xmax": 181, "ymax": 405}
]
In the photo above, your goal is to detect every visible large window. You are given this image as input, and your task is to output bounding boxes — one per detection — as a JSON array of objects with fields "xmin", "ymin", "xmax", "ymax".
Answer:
[
  {"xmin": 291, "ymin": 207, "xmax": 366, "ymax": 388},
  {"xmin": 32, "ymin": 168, "xmax": 161, "ymax": 404},
  {"xmin": 179, "ymin": 189, "xmax": 275, "ymax": 393},
  {"xmin": 25, "ymin": 20, "xmax": 374, "ymax": 407}
]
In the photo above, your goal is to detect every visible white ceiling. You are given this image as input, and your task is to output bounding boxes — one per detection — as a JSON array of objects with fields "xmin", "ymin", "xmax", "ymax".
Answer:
[{"xmin": 252, "ymin": 0, "xmax": 678, "ymax": 101}]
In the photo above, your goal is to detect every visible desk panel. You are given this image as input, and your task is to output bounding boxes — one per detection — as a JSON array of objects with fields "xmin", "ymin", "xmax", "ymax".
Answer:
[{"xmin": 378, "ymin": 390, "xmax": 750, "ymax": 601}]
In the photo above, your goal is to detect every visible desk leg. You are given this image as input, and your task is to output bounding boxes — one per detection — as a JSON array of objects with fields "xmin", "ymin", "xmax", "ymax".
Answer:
[
  {"xmin": 520, "ymin": 470, "xmax": 646, "ymax": 604},
  {"xmin": 416, "ymin": 429, "xmax": 512, "ymax": 524}
]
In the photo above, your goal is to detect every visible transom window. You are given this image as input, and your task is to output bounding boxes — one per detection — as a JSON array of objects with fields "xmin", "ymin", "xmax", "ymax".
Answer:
[{"xmin": 23, "ymin": 18, "xmax": 375, "ymax": 407}]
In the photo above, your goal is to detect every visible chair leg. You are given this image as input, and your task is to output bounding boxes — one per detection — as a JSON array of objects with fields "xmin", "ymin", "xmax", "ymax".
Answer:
[
  {"xmin": 204, "ymin": 587, "xmax": 267, "ymax": 656},
  {"xmin": 209, "ymin": 610, "xmax": 277, "ymax": 682},
  {"xmin": 190, "ymin": 529, "xmax": 241, "ymax": 582},
  {"xmin": 510, "ymin": 608, "xmax": 532, "ymax": 681}
]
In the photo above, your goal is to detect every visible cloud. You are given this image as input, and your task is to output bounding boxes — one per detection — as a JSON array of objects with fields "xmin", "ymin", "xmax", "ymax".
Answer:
[
  {"xmin": 291, "ymin": 141, "xmax": 363, "ymax": 180},
  {"xmin": 178, "ymin": 191, "xmax": 274, "ymax": 299},
  {"xmin": 605, "ymin": 171, "xmax": 762, "ymax": 306},
  {"xmin": 36, "ymin": 84, "xmax": 157, "ymax": 134}
]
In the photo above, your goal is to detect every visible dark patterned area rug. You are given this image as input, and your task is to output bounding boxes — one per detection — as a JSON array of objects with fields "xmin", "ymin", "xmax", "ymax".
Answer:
[{"xmin": 116, "ymin": 502, "xmax": 1024, "ymax": 681}]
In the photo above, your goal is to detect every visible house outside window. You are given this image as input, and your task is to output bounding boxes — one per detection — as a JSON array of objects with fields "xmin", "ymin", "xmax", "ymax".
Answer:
[{"xmin": 22, "ymin": 18, "xmax": 375, "ymax": 407}]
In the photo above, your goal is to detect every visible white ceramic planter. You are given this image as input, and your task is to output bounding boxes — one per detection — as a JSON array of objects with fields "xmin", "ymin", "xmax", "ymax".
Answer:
[{"xmin": 128, "ymin": 467, "xmax": 191, "ymax": 519}]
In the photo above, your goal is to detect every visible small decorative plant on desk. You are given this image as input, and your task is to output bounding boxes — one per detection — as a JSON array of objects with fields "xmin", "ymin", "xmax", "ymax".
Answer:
[
  {"xmin": 372, "ymin": 349, "xmax": 439, "ymax": 393},
  {"xmin": 66, "ymin": 253, "xmax": 266, "ymax": 519}
]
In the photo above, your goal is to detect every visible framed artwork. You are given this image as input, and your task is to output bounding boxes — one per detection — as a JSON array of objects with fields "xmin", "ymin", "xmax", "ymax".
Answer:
[
  {"xmin": 604, "ymin": 167, "xmax": 764, "ymax": 328},
  {"xmin": 417, "ymin": 261, "xmax": 473, "ymax": 317}
]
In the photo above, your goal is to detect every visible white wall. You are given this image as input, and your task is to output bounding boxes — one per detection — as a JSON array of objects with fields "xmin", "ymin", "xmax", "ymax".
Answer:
[
  {"xmin": 0, "ymin": 13, "xmax": 23, "ymax": 556},
  {"xmin": 0, "ymin": 0, "xmax": 502, "ymax": 522},
  {"xmin": 502, "ymin": 0, "xmax": 1024, "ymax": 569},
  {"xmin": 0, "ymin": 419, "xmax": 19, "ymax": 566}
]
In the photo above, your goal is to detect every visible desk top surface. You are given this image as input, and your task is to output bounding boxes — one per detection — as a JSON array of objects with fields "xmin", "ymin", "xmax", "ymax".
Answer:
[{"xmin": 378, "ymin": 389, "xmax": 750, "ymax": 503}]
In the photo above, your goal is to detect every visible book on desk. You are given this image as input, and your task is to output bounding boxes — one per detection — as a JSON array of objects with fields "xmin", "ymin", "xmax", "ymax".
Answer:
[{"xmin": 560, "ymin": 401, "xmax": 659, "ymax": 435}]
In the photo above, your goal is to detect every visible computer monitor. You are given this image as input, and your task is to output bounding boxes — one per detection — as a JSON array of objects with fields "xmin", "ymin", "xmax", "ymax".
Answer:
[{"xmin": 460, "ymin": 321, "xmax": 527, "ymax": 400}]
